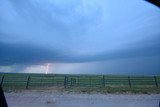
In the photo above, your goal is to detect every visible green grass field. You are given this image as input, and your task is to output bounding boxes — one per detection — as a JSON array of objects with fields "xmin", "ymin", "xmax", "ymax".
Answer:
[{"xmin": 0, "ymin": 73, "xmax": 160, "ymax": 93}]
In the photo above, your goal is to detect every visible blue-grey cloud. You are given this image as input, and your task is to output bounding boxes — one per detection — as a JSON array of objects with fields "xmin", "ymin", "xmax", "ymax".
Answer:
[
  {"xmin": 0, "ymin": 34, "xmax": 159, "ymax": 65},
  {"xmin": 0, "ymin": 0, "xmax": 160, "ymax": 74},
  {"xmin": 0, "ymin": 41, "xmax": 59, "ymax": 65}
]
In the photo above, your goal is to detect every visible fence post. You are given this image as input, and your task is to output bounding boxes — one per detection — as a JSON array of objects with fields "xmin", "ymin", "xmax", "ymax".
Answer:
[
  {"xmin": 128, "ymin": 76, "xmax": 131, "ymax": 88},
  {"xmin": 26, "ymin": 76, "xmax": 31, "ymax": 89},
  {"xmin": 90, "ymin": 76, "xmax": 92, "ymax": 87},
  {"xmin": 77, "ymin": 76, "xmax": 79, "ymax": 87},
  {"xmin": 40, "ymin": 76, "xmax": 43, "ymax": 86},
  {"xmin": 102, "ymin": 75, "xmax": 105, "ymax": 87},
  {"xmin": 0, "ymin": 75, "xmax": 5, "ymax": 87},
  {"xmin": 52, "ymin": 76, "xmax": 54, "ymax": 86},
  {"xmin": 71, "ymin": 78, "xmax": 73, "ymax": 87},
  {"xmin": 154, "ymin": 76, "xmax": 158, "ymax": 88},
  {"xmin": 64, "ymin": 76, "xmax": 68, "ymax": 88}
]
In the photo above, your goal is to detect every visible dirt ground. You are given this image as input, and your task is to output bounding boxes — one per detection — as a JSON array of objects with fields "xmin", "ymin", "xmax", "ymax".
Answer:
[{"xmin": 4, "ymin": 88, "xmax": 160, "ymax": 107}]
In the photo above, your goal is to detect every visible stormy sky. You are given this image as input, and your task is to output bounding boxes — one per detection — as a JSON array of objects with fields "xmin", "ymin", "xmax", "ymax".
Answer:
[{"xmin": 0, "ymin": 0, "xmax": 160, "ymax": 75}]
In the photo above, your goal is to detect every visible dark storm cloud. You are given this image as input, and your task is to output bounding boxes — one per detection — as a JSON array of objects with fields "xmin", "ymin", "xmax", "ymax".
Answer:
[
  {"xmin": 0, "ymin": 35, "xmax": 159, "ymax": 65},
  {"xmin": 0, "ymin": 0, "xmax": 160, "ymax": 74},
  {"xmin": 0, "ymin": 41, "xmax": 61, "ymax": 65}
]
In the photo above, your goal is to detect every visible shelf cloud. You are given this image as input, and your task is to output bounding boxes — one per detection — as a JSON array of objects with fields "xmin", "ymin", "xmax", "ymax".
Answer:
[{"xmin": 0, "ymin": 0, "xmax": 160, "ymax": 74}]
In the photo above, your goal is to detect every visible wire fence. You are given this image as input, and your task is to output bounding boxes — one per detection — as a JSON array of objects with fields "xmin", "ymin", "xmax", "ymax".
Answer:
[{"xmin": 0, "ymin": 73, "xmax": 159, "ymax": 89}]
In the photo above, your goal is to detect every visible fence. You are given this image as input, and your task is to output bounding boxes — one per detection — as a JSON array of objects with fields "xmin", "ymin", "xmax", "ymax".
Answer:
[{"xmin": 0, "ymin": 73, "xmax": 160, "ymax": 89}]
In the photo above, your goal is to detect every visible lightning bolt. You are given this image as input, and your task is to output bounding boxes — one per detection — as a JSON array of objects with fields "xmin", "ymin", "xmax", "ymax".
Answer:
[{"xmin": 45, "ymin": 63, "xmax": 50, "ymax": 74}]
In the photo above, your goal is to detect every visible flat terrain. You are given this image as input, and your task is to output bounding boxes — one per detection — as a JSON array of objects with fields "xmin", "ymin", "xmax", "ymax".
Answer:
[
  {"xmin": 1, "ymin": 73, "xmax": 160, "ymax": 107},
  {"xmin": 1, "ymin": 73, "xmax": 160, "ymax": 91},
  {"xmin": 5, "ymin": 89, "xmax": 160, "ymax": 107}
]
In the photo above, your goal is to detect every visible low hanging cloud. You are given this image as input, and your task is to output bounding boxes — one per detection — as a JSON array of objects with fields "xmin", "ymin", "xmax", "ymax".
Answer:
[
  {"xmin": 0, "ymin": 35, "xmax": 159, "ymax": 65},
  {"xmin": 0, "ymin": 0, "xmax": 160, "ymax": 74}
]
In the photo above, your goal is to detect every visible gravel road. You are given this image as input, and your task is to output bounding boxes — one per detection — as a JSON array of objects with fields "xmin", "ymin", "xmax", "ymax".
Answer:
[{"xmin": 4, "ymin": 90, "xmax": 160, "ymax": 107}]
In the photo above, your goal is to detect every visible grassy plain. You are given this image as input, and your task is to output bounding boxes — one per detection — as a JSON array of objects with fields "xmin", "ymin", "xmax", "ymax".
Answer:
[{"xmin": 0, "ymin": 73, "xmax": 160, "ymax": 93}]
